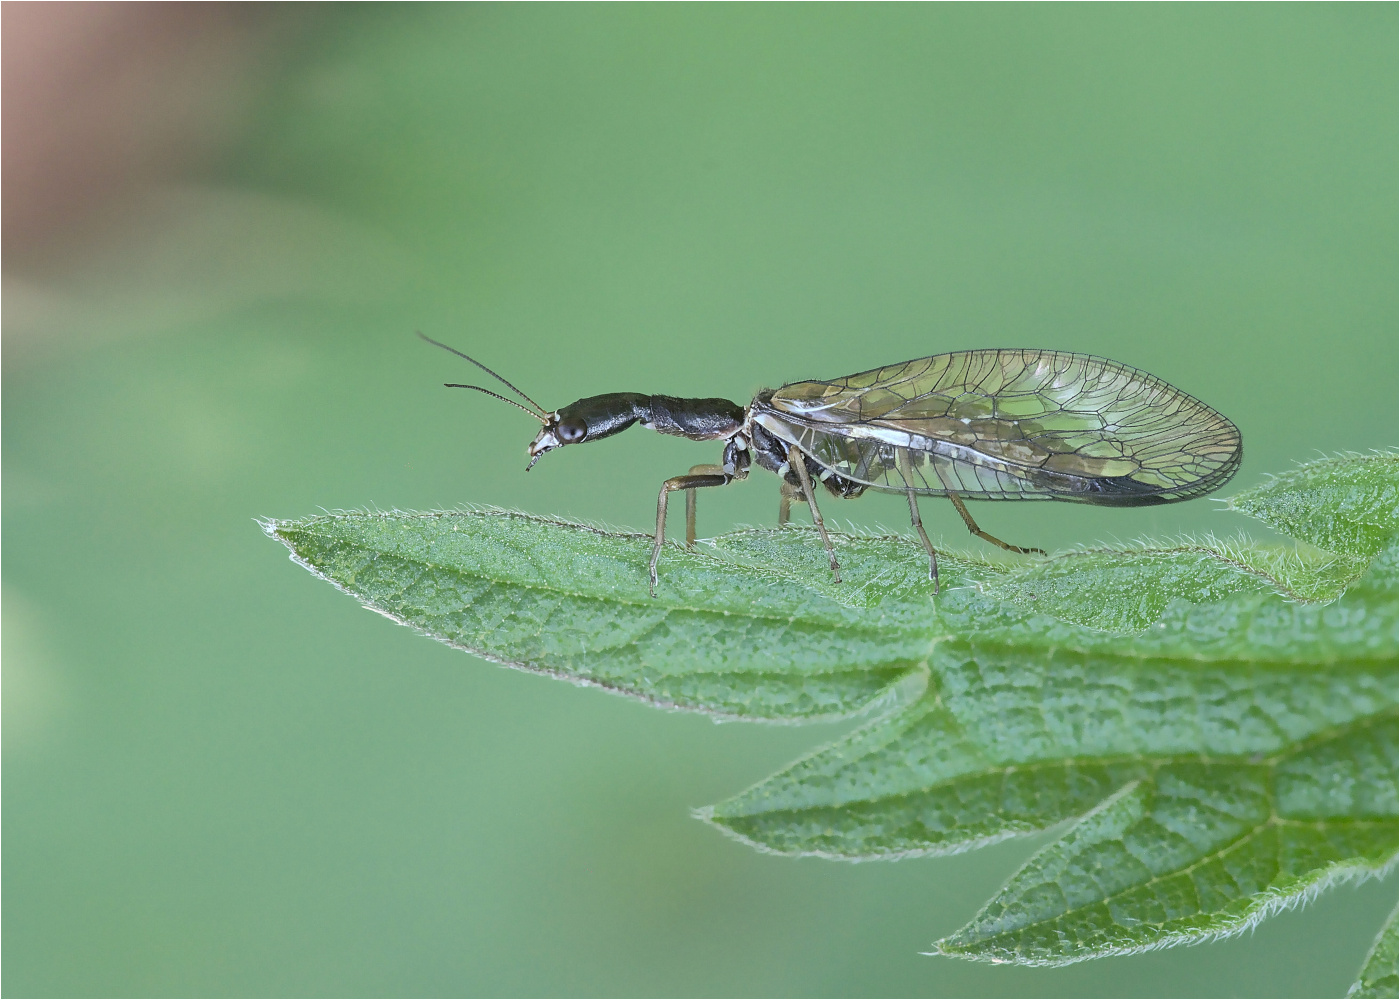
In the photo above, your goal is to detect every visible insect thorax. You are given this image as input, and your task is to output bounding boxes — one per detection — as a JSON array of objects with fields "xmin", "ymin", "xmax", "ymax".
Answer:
[{"xmin": 745, "ymin": 398, "xmax": 866, "ymax": 499}]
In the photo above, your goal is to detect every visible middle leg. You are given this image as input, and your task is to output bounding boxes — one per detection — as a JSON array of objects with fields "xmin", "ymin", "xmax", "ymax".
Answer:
[
  {"xmin": 897, "ymin": 450, "xmax": 939, "ymax": 592},
  {"xmin": 787, "ymin": 445, "xmax": 841, "ymax": 583},
  {"xmin": 777, "ymin": 480, "xmax": 803, "ymax": 526},
  {"xmin": 905, "ymin": 491, "xmax": 940, "ymax": 594}
]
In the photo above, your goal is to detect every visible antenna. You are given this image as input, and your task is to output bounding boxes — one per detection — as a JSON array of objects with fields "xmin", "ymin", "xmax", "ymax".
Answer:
[
  {"xmin": 417, "ymin": 332, "xmax": 550, "ymax": 419},
  {"xmin": 444, "ymin": 384, "xmax": 547, "ymax": 424}
]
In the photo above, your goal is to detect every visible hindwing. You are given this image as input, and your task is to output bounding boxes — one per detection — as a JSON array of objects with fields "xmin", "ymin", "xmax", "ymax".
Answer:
[{"xmin": 753, "ymin": 349, "xmax": 1241, "ymax": 503}]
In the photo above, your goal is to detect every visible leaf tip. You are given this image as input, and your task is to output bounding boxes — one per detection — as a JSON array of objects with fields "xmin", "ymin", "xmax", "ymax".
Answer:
[
  {"xmin": 923, "ymin": 936, "xmax": 1011, "ymax": 964},
  {"xmin": 255, "ymin": 516, "xmax": 289, "ymax": 540}
]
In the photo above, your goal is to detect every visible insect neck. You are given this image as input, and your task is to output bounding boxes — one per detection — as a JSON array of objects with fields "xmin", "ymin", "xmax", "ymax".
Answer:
[
  {"xmin": 640, "ymin": 394, "xmax": 747, "ymax": 441},
  {"xmin": 559, "ymin": 393, "xmax": 748, "ymax": 445}
]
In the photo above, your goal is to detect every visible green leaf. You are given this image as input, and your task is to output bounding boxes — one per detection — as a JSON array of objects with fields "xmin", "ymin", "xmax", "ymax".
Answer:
[
  {"xmin": 262, "ymin": 510, "xmax": 956, "ymax": 721},
  {"xmin": 981, "ymin": 454, "xmax": 1400, "ymax": 632},
  {"xmin": 930, "ymin": 715, "xmax": 1396, "ymax": 965},
  {"xmin": 267, "ymin": 453, "xmax": 1398, "ymax": 970},
  {"xmin": 1350, "ymin": 907, "xmax": 1399, "ymax": 999},
  {"xmin": 981, "ymin": 539, "xmax": 1373, "ymax": 632},
  {"xmin": 703, "ymin": 646, "xmax": 1397, "ymax": 860},
  {"xmin": 1226, "ymin": 452, "xmax": 1398, "ymax": 559}
]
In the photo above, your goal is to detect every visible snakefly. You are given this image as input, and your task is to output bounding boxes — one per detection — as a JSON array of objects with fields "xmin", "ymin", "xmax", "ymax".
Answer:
[{"xmin": 420, "ymin": 334, "xmax": 1242, "ymax": 596}]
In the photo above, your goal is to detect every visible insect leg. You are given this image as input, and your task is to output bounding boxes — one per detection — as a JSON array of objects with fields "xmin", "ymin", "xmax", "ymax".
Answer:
[
  {"xmin": 787, "ymin": 445, "xmax": 841, "ymax": 583},
  {"xmin": 683, "ymin": 464, "xmax": 725, "ymax": 547},
  {"xmin": 947, "ymin": 493, "xmax": 1047, "ymax": 556},
  {"xmin": 896, "ymin": 449, "xmax": 939, "ymax": 591},
  {"xmin": 777, "ymin": 481, "xmax": 803, "ymax": 525},
  {"xmin": 905, "ymin": 491, "xmax": 939, "ymax": 594},
  {"xmin": 651, "ymin": 471, "xmax": 734, "ymax": 596}
]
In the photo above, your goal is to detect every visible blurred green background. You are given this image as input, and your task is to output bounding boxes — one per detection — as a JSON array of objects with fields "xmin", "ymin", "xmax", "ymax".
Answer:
[{"xmin": 4, "ymin": 4, "xmax": 1396, "ymax": 996}]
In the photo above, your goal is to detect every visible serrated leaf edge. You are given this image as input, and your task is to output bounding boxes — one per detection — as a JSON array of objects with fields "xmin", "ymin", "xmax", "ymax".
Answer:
[
  {"xmin": 929, "ymin": 853, "xmax": 1397, "ymax": 967},
  {"xmin": 929, "ymin": 724, "xmax": 1400, "ymax": 973},
  {"xmin": 258, "ymin": 515, "xmax": 929, "ymax": 725}
]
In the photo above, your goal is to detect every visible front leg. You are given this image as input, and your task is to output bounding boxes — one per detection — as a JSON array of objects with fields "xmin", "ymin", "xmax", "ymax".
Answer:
[
  {"xmin": 683, "ymin": 464, "xmax": 726, "ymax": 546},
  {"xmin": 651, "ymin": 470, "xmax": 735, "ymax": 596}
]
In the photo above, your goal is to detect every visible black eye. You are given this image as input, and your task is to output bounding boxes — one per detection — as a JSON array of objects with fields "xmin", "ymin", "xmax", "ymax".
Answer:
[{"xmin": 557, "ymin": 419, "xmax": 587, "ymax": 444}]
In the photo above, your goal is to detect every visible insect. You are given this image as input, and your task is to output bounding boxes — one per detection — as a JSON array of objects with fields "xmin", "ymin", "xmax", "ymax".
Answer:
[{"xmin": 420, "ymin": 334, "xmax": 1242, "ymax": 596}]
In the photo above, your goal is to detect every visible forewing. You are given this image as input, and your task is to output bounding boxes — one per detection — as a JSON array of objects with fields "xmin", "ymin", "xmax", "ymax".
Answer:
[{"xmin": 766, "ymin": 350, "xmax": 1241, "ymax": 502}]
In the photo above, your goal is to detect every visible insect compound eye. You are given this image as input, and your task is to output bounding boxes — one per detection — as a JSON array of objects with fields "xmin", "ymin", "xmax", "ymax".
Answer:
[{"xmin": 557, "ymin": 419, "xmax": 587, "ymax": 444}]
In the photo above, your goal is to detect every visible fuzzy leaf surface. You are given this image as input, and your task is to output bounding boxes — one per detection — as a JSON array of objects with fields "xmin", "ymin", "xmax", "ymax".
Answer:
[
  {"xmin": 264, "ymin": 511, "xmax": 959, "ymax": 720},
  {"xmin": 269, "ymin": 454, "xmax": 1399, "ymax": 969},
  {"xmin": 930, "ymin": 716, "xmax": 1396, "ymax": 965},
  {"xmin": 1226, "ymin": 452, "xmax": 1398, "ymax": 559},
  {"xmin": 702, "ymin": 456, "xmax": 1399, "ymax": 963},
  {"xmin": 1350, "ymin": 907, "xmax": 1399, "ymax": 999}
]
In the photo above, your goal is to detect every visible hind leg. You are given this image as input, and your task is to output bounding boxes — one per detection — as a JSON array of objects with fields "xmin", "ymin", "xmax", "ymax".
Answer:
[{"xmin": 947, "ymin": 493, "xmax": 1046, "ymax": 555}]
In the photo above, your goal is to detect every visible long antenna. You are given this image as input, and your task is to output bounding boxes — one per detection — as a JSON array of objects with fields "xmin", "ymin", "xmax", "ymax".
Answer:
[
  {"xmin": 444, "ymin": 384, "xmax": 547, "ymax": 424},
  {"xmin": 417, "ymin": 332, "xmax": 550, "ymax": 419}
]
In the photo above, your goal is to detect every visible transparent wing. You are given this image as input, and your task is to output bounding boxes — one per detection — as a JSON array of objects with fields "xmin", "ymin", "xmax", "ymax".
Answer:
[{"xmin": 760, "ymin": 350, "xmax": 1242, "ymax": 503}]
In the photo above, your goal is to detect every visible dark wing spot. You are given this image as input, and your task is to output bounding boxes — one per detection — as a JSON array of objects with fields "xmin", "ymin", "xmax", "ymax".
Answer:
[{"xmin": 1079, "ymin": 476, "xmax": 1174, "ymax": 507}]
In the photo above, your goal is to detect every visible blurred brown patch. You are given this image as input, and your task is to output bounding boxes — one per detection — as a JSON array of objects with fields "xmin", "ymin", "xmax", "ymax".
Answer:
[{"xmin": 1, "ymin": 2, "xmax": 291, "ymax": 267}]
